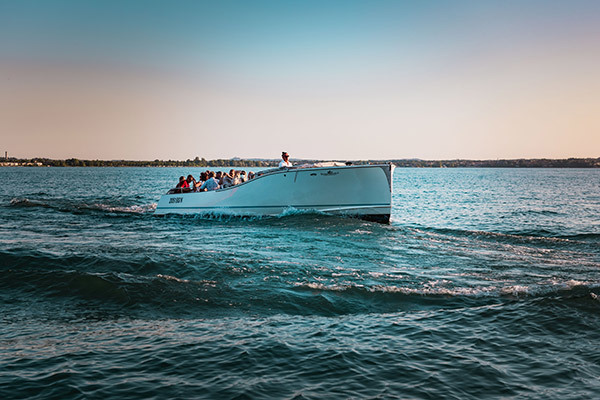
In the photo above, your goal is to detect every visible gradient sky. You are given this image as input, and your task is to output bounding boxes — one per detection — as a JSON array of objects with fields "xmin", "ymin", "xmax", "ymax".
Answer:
[{"xmin": 1, "ymin": 0, "xmax": 599, "ymax": 160}]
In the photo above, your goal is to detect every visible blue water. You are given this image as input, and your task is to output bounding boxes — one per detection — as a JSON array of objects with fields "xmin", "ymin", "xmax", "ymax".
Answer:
[{"xmin": 1, "ymin": 167, "xmax": 599, "ymax": 399}]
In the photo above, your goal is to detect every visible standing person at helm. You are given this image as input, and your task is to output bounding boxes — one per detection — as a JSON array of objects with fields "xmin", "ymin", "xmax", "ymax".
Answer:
[{"xmin": 279, "ymin": 152, "xmax": 292, "ymax": 168}]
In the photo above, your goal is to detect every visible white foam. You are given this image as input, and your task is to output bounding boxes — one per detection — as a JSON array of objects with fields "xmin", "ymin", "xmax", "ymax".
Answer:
[
  {"xmin": 156, "ymin": 274, "xmax": 189, "ymax": 283},
  {"xmin": 293, "ymin": 280, "xmax": 600, "ymax": 299},
  {"xmin": 9, "ymin": 198, "xmax": 45, "ymax": 207},
  {"xmin": 94, "ymin": 203, "xmax": 157, "ymax": 214},
  {"xmin": 278, "ymin": 207, "xmax": 326, "ymax": 217}
]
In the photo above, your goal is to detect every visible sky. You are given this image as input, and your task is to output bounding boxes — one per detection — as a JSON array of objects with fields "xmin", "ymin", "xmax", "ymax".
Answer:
[{"xmin": 1, "ymin": 0, "xmax": 599, "ymax": 160}]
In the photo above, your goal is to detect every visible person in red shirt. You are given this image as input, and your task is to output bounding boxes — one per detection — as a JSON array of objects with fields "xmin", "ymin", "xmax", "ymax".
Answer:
[
  {"xmin": 176, "ymin": 176, "xmax": 189, "ymax": 189},
  {"xmin": 186, "ymin": 175, "xmax": 196, "ymax": 188}
]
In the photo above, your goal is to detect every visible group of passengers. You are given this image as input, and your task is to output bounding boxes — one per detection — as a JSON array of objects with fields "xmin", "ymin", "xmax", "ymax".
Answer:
[
  {"xmin": 172, "ymin": 152, "xmax": 293, "ymax": 193},
  {"xmin": 174, "ymin": 169, "xmax": 256, "ymax": 192}
]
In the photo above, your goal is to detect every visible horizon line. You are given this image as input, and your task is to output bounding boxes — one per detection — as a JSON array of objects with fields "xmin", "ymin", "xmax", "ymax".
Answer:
[{"xmin": 3, "ymin": 155, "xmax": 600, "ymax": 162}]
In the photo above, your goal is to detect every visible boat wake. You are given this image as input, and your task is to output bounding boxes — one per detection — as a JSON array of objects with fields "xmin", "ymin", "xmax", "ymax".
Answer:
[
  {"xmin": 157, "ymin": 208, "xmax": 371, "ymax": 226},
  {"xmin": 8, "ymin": 197, "xmax": 157, "ymax": 215},
  {"xmin": 1, "ymin": 248, "xmax": 599, "ymax": 319},
  {"xmin": 293, "ymin": 279, "xmax": 600, "ymax": 300},
  {"xmin": 404, "ymin": 225, "xmax": 600, "ymax": 243}
]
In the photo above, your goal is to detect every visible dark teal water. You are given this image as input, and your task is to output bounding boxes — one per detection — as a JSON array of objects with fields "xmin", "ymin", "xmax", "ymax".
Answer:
[{"xmin": 1, "ymin": 167, "xmax": 599, "ymax": 399}]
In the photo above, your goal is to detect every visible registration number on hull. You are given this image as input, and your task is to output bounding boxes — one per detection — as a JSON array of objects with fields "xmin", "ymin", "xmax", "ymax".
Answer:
[{"xmin": 169, "ymin": 197, "xmax": 183, "ymax": 204}]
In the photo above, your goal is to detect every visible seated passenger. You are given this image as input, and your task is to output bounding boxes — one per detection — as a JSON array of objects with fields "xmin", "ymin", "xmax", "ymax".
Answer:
[
  {"xmin": 175, "ymin": 176, "xmax": 187, "ymax": 189},
  {"xmin": 194, "ymin": 172, "xmax": 208, "ymax": 191},
  {"xmin": 240, "ymin": 171, "xmax": 247, "ymax": 182},
  {"xmin": 232, "ymin": 170, "xmax": 241, "ymax": 186},
  {"xmin": 200, "ymin": 171, "xmax": 220, "ymax": 191},
  {"xmin": 221, "ymin": 170, "xmax": 234, "ymax": 188},
  {"xmin": 247, "ymin": 171, "xmax": 255, "ymax": 180},
  {"xmin": 186, "ymin": 174, "xmax": 196, "ymax": 188}
]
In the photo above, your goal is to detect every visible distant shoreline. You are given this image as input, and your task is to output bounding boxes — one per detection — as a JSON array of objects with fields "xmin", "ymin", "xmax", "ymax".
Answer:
[{"xmin": 1, "ymin": 157, "xmax": 599, "ymax": 168}]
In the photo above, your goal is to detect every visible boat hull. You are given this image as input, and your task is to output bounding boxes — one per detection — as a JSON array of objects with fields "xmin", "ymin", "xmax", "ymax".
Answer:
[{"xmin": 155, "ymin": 164, "xmax": 394, "ymax": 223}]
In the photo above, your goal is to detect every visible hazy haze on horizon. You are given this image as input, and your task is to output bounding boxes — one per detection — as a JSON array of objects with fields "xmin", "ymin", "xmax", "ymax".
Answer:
[{"xmin": 1, "ymin": 0, "xmax": 599, "ymax": 161}]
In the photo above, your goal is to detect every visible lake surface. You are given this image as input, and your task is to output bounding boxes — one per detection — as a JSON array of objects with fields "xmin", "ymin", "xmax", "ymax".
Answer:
[{"xmin": 1, "ymin": 167, "xmax": 599, "ymax": 399}]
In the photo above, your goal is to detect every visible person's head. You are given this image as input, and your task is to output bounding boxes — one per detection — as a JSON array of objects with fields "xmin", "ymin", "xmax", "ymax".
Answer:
[
  {"xmin": 179, "ymin": 176, "xmax": 185, "ymax": 182},
  {"xmin": 187, "ymin": 174, "xmax": 194, "ymax": 181},
  {"xmin": 282, "ymin": 152, "xmax": 289, "ymax": 161},
  {"xmin": 229, "ymin": 169, "xmax": 235, "ymax": 175},
  {"xmin": 216, "ymin": 171, "xmax": 222, "ymax": 178},
  {"xmin": 241, "ymin": 170, "xmax": 246, "ymax": 176},
  {"xmin": 208, "ymin": 171, "xmax": 215, "ymax": 178},
  {"xmin": 200, "ymin": 172, "xmax": 208, "ymax": 181}
]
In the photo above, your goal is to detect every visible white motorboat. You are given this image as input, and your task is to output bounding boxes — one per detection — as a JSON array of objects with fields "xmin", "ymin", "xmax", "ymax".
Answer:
[{"xmin": 155, "ymin": 163, "xmax": 395, "ymax": 223}]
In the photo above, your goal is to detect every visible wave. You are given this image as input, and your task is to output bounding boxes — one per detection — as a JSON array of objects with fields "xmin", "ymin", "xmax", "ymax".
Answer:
[
  {"xmin": 555, "ymin": 232, "xmax": 600, "ymax": 240},
  {"xmin": 278, "ymin": 207, "xmax": 327, "ymax": 217},
  {"xmin": 160, "ymin": 210, "xmax": 267, "ymax": 223},
  {"xmin": 8, "ymin": 198, "xmax": 51, "ymax": 209},
  {"xmin": 7, "ymin": 197, "xmax": 355, "ymax": 225},
  {"xmin": 0, "ymin": 265, "xmax": 223, "ymax": 310},
  {"xmin": 91, "ymin": 203, "xmax": 156, "ymax": 214},
  {"xmin": 0, "ymin": 249, "xmax": 168, "ymax": 276},
  {"xmin": 293, "ymin": 280, "xmax": 600, "ymax": 301},
  {"xmin": 8, "ymin": 197, "xmax": 157, "ymax": 215},
  {"xmin": 2, "ymin": 258, "xmax": 598, "ymax": 319},
  {"xmin": 157, "ymin": 208, "xmax": 367, "ymax": 228},
  {"xmin": 407, "ymin": 225, "xmax": 600, "ymax": 244},
  {"xmin": 510, "ymin": 209, "xmax": 562, "ymax": 216}
]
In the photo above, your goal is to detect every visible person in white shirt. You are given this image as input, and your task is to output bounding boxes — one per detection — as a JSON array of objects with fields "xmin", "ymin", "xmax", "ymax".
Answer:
[
  {"xmin": 233, "ymin": 170, "xmax": 242, "ymax": 186},
  {"xmin": 200, "ymin": 171, "xmax": 220, "ymax": 191},
  {"xmin": 194, "ymin": 172, "xmax": 208, "ymax": 192},
  {"xmin": 279, "ymin": 152, "xmax": 292, "ymax": 168},
  {"xmin": 221, "ymin": 170, "xmax": 234, "ymax": 188}
]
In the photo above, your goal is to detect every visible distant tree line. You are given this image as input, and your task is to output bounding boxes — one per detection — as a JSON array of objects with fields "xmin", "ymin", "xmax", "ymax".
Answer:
[
  {"xmin": 1, "ymin": 157, "xmax": 276, "ymax": 168},
  {"xmin": 2, "ymin": 156, "xmax": 599, "ymax": 168},
  {"xmin": 386, "ymin": 158, "xmax": 600, "ymax": 168}
]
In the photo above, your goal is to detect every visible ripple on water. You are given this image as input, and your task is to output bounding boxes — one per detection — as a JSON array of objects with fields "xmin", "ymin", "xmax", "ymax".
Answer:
[{"xmin": 1, "ymin": 167, "xmax": 600, "ymax": 398}]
